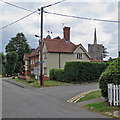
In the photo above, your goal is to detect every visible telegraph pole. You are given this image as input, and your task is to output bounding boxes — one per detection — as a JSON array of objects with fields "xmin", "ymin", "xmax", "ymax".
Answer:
[
  {"xmin": 38, "ymin": 7, "xmax": 44, "ymax": 86},
  {"xmin": 40, "ymin": 7, "xmax": 43, "ymax": 86}
]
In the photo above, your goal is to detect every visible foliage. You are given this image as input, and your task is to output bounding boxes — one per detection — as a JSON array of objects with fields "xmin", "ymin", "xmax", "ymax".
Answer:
[
  {"xmin": 99, "ymin": 57, "xmax": 120, "ymax": 99},
  {"xmin": 64, "ymin": 61, "xmax": 109, "ymax": 83},
  {"xmin": 0, "ymin": 52, "xmax": 6, "ymax": 76},
  {"xmin": 29, "ymin": 74, "xmax": 35, "ymax": 79},
  {"xmin": 5, "ymin": 33, "xmax": 32, "ymax": 73},
  {"xmin": 49, "ymin": 69, "xmax": 64, "ymax": 82},
  {"xmin": 5, "ymin": 51, "xmax": 18, "ymax": 76}
]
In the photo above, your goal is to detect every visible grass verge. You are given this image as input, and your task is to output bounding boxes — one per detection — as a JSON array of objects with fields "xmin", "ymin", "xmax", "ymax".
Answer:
[
  {"xmin": 12, "ymin": 78, "xmax": 71, "ymax": 87},
  {"xmin": 85, "ymin": 101, "xmax": 120, "ymax": 118},
  {"xmin": 77, "ymin": 90, "xmax": 102, "ymax": 102}
]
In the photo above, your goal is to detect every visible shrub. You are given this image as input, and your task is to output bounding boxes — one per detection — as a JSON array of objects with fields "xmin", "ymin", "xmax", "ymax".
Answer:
[
  {"xmin": 64, "ymin": 61, "xmax": 109, "ymax": 83},
  {"xmin": 29, "ymin": 74, "xmax": 35, "ymax": 78},
  {"xmin": 49, "ymin": 69, "xmax": 64, "ymax": 82},
  {"xmin": 99, "ymin": 57, "xmax": 120, "ymax": 99}
]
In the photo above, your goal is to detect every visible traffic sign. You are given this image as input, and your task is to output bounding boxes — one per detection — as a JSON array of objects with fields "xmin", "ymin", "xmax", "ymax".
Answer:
[{"xmin": 38, "ymin": 61, "xmax": 45, "ymax": 64}]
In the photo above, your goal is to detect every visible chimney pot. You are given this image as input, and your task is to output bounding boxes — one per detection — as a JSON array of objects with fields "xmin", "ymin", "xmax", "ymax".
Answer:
[{"xmin": 63, "ymin": 27, "xmax": 70, "ymax": 41}]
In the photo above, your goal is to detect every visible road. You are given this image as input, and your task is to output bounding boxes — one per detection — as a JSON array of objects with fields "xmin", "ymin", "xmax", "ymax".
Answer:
[{"xmin": 2, "ymin": 78, "xmax": 108, "ymax": 118}]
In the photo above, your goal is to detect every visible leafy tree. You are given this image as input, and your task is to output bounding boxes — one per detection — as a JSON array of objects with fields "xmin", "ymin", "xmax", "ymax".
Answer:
[
  {"xmin": 5, "ymin": 33, "xmax": 32, "ymax": 73},
  {"xmin": 5, "ymin": 51, "xmax": 18, "ymax": 76},
  {"xmin": 99, "ymin": 57, "xmax": 120, "ymax": 99},
  {"xmin": 0, "ymin": 52, "xmax": 6, "ymax": 76}
]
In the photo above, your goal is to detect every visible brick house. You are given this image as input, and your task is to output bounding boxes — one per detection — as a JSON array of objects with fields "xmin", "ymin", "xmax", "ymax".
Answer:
[{"xmin": 24, "ymin": 27, "xmax": 91, "ymax": 78}]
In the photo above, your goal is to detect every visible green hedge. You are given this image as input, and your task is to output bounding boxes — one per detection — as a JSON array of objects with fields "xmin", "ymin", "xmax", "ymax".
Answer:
[
  {"xmin": 64, "ymin": 61, "xmax": 109, "ymax": 83},
  {"xmin": 50, "ymin": 62, "xmax": 108, "ymax": 83},
  {"xmin": 49, "ymin": 69, "xmax": 64, "ymax": 82},
  {"xmin": 99, "ymin": 57, "xmax": 120, "ymax": 99}
]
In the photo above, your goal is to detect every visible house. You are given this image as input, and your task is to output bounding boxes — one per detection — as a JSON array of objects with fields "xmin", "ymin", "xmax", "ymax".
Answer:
[
  {"xmin": 88, "ymin": 28, "xmax": 108, "ymax": 62},
  {"xmin": 24, "ymin": 27, "xmax": 91, "ymax": 78}
]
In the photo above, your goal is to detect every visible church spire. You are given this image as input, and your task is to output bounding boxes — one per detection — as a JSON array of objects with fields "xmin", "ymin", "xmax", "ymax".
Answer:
[{"xmin": 94, "ymin": 28, "xmax": 97, "ymax": 44}]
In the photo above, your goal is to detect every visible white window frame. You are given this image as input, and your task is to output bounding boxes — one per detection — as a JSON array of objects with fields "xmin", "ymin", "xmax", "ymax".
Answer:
[{"xmin": 77, "ymin": 53, "xmax": 83, "ymax": 59}]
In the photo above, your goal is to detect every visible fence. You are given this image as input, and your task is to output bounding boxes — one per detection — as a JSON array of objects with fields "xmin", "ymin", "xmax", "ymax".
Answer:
[{"xmin": 108, "ymin": 84, "xmax": 120, "ymax": 106}]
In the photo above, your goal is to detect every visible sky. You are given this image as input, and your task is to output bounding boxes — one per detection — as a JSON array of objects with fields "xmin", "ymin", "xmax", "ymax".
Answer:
[{"xmin": 0, "ymin": 0, "xmax": 119, "ymax": 60}]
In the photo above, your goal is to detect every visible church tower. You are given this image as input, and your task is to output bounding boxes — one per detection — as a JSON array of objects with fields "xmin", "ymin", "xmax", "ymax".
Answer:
[{"xmin": 88, "ymin": 28, "xmax": 108, "ymax": 61}]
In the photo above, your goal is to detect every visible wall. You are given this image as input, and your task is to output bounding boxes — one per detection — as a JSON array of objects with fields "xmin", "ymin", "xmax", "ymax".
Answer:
[{"xmin": 43, "ymin": 46, "xmax": 90, "ymax": 77}]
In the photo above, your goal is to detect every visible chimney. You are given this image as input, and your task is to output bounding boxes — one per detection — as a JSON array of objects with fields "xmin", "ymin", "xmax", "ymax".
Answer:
[{"xmin": 63, "ymin": 27, "xmax": 70, "ymax": 41}]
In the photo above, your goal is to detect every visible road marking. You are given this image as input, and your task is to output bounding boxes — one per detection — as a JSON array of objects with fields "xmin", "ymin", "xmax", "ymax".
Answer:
[{"xmin": 67, "ymin": 89, "xmax": 99, "ymax": 103}]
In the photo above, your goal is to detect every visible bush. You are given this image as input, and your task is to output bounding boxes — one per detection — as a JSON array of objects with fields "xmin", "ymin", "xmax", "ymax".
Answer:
[
  {"xmin": 64, "ymin": 61, "xmax": 109, "ymax": 83},
  {"xmin": 49, "ymin": 69, "xmax": 64, "ymax": 82},
  {"xmin": 12, "ymin": 73, "xmax": 18, "ymax": 76},
  {"xmin": 99, "ymin": 57, "xmax": 120, "ymax": 99},
  {"xmin": 29, "ymin": 74, "xmax": 35, "ymax": 78}
]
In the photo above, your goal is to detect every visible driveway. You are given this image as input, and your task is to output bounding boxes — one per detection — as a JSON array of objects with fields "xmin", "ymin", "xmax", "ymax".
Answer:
[{"xmin": 2, "ymin": 78, "xmax": 108, "ymax": 118}]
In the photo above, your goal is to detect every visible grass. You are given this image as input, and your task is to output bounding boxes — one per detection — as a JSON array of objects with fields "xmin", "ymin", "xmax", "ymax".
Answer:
[
  {"xmin": 12, "ymin": 78, "xmax": 71, "ymax": 87},
  {"xmin": 77, "ymin": 90, "xmax": 102, "ymax": 102},
  {"xmin": 0, "ymin": 75, "xmax": 2, "ymax": 77},
  {"xmin": 85, "ymin": 101, "xmax": 120, "ymax": 118}
]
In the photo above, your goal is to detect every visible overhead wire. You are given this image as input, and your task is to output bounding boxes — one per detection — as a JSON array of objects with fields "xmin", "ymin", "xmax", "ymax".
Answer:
[
  {"xmin": 43, "ymin": 0, "xmax": 65, "ymax": 8},
  {"xmin": 0, "ymin": 10, "xmax": 38, "ymax": 29},
  {"xmin": 0, "ymin": 0, "xmax": 66, "ymax": 29},
  {"xmin": 44, "ymin": 11, "xmax": 120, "ymax": 23},
  {"xmin": 0, "ymin": 0, "xmax": 34, "ymax": 12}
]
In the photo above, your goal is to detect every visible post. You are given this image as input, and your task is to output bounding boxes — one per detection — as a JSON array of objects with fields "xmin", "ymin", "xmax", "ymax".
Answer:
[{"xmin": 40, "ymin": 7, "xmax": 43, "ymax": 86}]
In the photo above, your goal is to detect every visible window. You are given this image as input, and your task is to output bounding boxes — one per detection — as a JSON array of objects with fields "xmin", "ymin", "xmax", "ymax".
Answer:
[
  {"xmin": 44, "ymin": 67, "xmax": 47, "ymax": 75},
  {"xmin": 31, "ymin": 59, "xmax": 32, "ymax": 64},
  {"xmin": 77, "ymin": 53, "xmax": 83, "ymax": 59},
  {"xmin": 44, "ymin": 53, "xmax": 47, "ymax": 59}
]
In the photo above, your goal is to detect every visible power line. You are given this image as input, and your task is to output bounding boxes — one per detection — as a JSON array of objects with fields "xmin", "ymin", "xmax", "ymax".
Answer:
[
  {"xmin": 43, "ymin": 0, "xmax": 65, "ymax": 8},
  {"xmin": 44, "ymin": 11, "xmax": 120, "ymax": 23},
  {"xmin": 0, "ymin": 10, "xmax": 38, "ymax": 29},
  {"xmin": 0, "ymin": 0, "xmax": 66, "ymax": 29},
  {"xmin": 0, "ymin": 0, "xmax": 34, "ymax": 12}
]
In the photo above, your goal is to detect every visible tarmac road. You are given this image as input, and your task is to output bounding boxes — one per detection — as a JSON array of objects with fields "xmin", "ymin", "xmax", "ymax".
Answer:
[{"xmin": 2, "ymin": 78, "xmax": 108, "ymax": 118}]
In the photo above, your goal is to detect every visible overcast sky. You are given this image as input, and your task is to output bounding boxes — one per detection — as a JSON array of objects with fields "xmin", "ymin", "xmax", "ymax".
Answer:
[{"xmin": 0, "ymin": 0, "xmax": 119, "ymax": 60}]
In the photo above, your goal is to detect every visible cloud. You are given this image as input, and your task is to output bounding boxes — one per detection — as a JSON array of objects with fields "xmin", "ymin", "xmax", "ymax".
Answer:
[{"xmin": 1, "ymin": 1, "xmax": 119, "ymax": 60}]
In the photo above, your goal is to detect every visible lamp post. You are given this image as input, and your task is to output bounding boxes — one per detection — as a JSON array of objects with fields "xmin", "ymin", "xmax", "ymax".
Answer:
[{"xmin": 34, "ymin": 7, "xmax": 44, "ymax": 87}]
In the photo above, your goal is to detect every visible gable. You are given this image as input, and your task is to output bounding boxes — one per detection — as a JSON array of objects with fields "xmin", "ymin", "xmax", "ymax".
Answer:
[{"xmin": 73, "ymin": 44, "xmax": 91, "ymax": 59}]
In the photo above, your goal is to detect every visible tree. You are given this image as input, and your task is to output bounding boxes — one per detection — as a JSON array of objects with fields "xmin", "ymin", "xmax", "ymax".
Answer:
[
  {"xmin": 5, "ymin": 51, "xmax": 18, "ymax": 76},
  {"xmin": 5, "ymin": 33, "xmax": 32, "ymax": 73},
  {"xmin": 0, "ymin": 52, "xmax": 6, "ymax": 76},
  {"xmin": 99, "ymin": 57, "xmax": 120, "ymax": 99}
]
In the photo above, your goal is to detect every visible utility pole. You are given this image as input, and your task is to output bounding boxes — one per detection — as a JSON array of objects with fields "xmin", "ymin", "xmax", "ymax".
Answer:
[
  {"xmin": 38, "ymin": 7, "xmax": 44, "ymax": 86},
  {"xmin": 40, "ymin": 7, "xmax": 43, "ymax": 86}
]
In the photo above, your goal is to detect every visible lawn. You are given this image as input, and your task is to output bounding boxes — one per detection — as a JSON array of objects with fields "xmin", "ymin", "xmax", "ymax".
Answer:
[
  {"xmin": 12, "ymin": 78, "xmax": 71, "ymax": 87},
  {"xmin": 77, "ymin": 90, "xmax": 102, "ymax": 102},
  {"xmin": 85, "ymin": 101, "xmax": 120, "ymax": 118}
]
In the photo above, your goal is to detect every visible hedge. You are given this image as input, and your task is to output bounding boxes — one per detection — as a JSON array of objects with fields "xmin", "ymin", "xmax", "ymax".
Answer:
[
  {"xmin": 49, "ymin": 69, "xmax": 64, "ymax": 82},
  {"xmin": 64, "ymin": 61, "xmax": 109, "ymax": 83},
  {"xmin": 50, "ymin": 61, "xmax": 109, "ymax": 83},
  {"xmin": 99, "ymin": 57, "xmax": 120, "ymax": 99}
]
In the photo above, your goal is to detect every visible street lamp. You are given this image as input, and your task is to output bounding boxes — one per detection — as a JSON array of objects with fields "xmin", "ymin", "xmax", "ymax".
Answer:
[{"xmin": 35, "ymin": 34, "xmax": 44, "ymax": 87}]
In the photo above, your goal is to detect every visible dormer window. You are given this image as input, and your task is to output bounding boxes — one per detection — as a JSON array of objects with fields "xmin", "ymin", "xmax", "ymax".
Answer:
[{"xmin": 77, "ymin": 53, "xmax": 83, "ymax": 59}]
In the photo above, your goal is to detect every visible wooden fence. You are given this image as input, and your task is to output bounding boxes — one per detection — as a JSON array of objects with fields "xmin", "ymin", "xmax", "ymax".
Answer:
[{"xmin": 108, "ymin": 84, "xmax": 120, "ymax": 106}]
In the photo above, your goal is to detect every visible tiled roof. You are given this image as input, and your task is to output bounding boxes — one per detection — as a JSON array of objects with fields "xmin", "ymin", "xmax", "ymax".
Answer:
[
  {"xmin": 24, "ymin": 38, "xmax": 90, "ymax": 60},
  {"xmin": 24, "ymin": 54, "xmax": 30, "ymax": 60},
  {"xmin": 30, "ymin": 46, "xmax": 40, "ymax": 57},
  {"xmin": 44, "ymin": 38, "xmax": 78, "ymax": 53}
]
